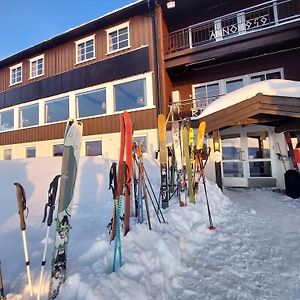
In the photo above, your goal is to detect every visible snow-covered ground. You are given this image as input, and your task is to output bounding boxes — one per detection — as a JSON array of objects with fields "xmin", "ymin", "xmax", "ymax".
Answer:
[{"xmin": 0, "ymin": 157, "xmax": 299, "ymax": 299}]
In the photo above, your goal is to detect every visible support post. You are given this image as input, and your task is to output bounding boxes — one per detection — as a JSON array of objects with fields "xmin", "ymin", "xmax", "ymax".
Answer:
[{"xmin": 213, "ymin": 130, "xmax": 223, "ymax": 191}]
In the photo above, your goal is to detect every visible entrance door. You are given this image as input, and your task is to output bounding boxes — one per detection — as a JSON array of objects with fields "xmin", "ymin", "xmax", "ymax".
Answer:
[
  {"xmin": 221, "ymin": 133, "xmax": 248, "ymax": 187},
  {"xmin": 221, "ymin": 130, "xmax": 274, "ymax": 187}
]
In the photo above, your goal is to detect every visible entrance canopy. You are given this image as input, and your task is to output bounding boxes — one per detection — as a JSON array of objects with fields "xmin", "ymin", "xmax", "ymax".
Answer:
[{"xmin": 198, "ymin": 79, "xmax": 300, "ymax": 133}]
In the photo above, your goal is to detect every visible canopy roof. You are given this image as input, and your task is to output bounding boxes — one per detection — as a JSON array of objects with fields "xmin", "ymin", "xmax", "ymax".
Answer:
[{"xmin": 198, "ymin": 79, "xmax": 300, "ymax": 133}]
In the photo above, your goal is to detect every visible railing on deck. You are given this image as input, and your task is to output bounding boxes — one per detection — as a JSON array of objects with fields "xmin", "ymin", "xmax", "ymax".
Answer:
[
  {"xmin": 165, "ymin": 0, "xmax": 300, "ymax": 54},
  {"xmin": 169, "ymin": 95, "xmax": 223, "ymax": 118}
]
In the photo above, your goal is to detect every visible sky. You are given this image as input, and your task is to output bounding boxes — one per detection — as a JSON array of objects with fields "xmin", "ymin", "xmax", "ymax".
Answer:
[{"xmin": 0, "ymin": 0, "xmax": 138, "ymax": 60}]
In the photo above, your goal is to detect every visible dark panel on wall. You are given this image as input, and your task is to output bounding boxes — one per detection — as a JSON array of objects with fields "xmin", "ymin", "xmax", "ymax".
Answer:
[
  {"xmin": 22, "ymin": 81, "xmax": 41, "ymax": 102},
  {"xmin": 5, "ymin": 87, "xmax": 22, "ymax": 106},
  {"xmin": 86, "ymin": 47, "xmax": 150, "ymax": 85},
  {"xmin": 61, "ymin": 67, "xmax": 87, "ymax": 93},
  {"xmin": 40, "ymin": 74, "xmax": 62, "ymax": 98},
  {"xmin": 0, "ymin": 108, "xmax": 157, "ymax": 145},
  {"xmin": 0, "ymin": 47, "xmax": 150, "ymax": 109},
  {"xmin": 0, "ymin": 92, "xmax": 5, "ymax": 109}
]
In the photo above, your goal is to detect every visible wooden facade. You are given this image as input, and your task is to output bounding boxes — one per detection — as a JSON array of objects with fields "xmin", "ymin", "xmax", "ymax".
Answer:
[{"xmin": 0, "ymin": 108, "xmax": 157, "ymax": 146}]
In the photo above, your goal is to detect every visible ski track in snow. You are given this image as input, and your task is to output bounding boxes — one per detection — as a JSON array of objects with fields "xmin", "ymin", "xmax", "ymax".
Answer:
[{"xmin": 0, "ymin": 157, "xmax": 300, "ymax": 299}]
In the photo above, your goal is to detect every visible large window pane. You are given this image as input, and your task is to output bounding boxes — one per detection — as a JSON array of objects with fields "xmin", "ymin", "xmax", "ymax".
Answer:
[
  {"xmin": 222, "ymin": 135, "xmax": 241, "ymax": 160},
  {"xmin": 86, "ymin": 141, "xmax": 102, "ymax": 156},
  {"xmin": 0, "ymin": 110, "xmax": 14, "ymax": 131},
  {"xmin": 77, "ymin": 89, "xmax": 106, "ymax": 118},
  {"xmin": 115, "ymin": 79, "xmax": 146, "ymax": 111},
  {"xmin": 226, "ymin": 79, "xmax": 243, "ymax": 93},
  {"xmin": 20, "ymin": 104, "xmax": 39, "ymax": 127},
  {"xmin": 247, "ymin": 132, "xmax": 270, "ymax": 159},
  {"xmin": 46, "ymin": 97, "xmax": 69, "ymax": 123},
  {"xmin": 223, "ymin": 162, "xmax": 244, "ymax": 177},
  {"xmin": 249, "ymin": 161, "xmax": 272, "ymax": 177}
]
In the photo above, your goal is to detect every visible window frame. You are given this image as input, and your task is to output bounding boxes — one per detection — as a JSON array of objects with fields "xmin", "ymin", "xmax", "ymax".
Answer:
[
  {"xmin": 85, "ymin": 140, "xmax": 103, "ymax": 156},
  {"xmin": 9, "ymin": 62, "xmax": 22, "ymax": 86},
  {"xmin": 19, "ymin": 102, "xmax": 39, "ymax": 128},
  {"xmin": 45, "ymin": 96, "xmax": 69, "ymax": 124},
  {"xmin": 29, "ymin": 54, "xmax": 44, "ymax": 79},
  {"xmin": 0, "ymin": 108, "xmax": 15, "ymax": 132},
  {"xmin": 106, "ymin": 21, "xmax": 131, "ymax": 55},
  {"xmin": 75, "ymin": 34, "xmax": 96, "ymax": 65}
]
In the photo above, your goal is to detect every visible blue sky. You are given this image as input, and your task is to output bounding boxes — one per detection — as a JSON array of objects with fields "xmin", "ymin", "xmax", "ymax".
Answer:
[{"xmin": 0, "ymin": 0, "xmax": 137, "ymax": 60}]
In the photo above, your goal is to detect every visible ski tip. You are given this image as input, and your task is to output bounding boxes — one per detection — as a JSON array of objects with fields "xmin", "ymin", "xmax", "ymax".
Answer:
[{"xmin": 208, "ymin": 226, "xmax": 216, "ymax": 231}]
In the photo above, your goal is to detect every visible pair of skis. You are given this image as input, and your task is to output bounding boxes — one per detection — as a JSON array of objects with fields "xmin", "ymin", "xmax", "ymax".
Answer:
[{"xmin": 110, "ymin": 112, "xmax": 133, "ymax": 271}]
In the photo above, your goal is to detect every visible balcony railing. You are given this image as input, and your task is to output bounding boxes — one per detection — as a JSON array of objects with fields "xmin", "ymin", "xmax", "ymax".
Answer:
[
  {"xmin": 170, "ymin": 95, "xmax": 223, "ymax": 118},
  {"xmin": 165, "ymin": 0, "xmax": 300, "ymax": 54}
]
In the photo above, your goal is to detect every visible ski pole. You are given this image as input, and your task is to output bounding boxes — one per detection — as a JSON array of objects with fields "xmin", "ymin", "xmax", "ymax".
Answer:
[
  {"xmin": 37, "ymin": 175, "xmax": 61, "ymax": 300},
  {"xmin": 199, "ymin": 149, "xmax": 216, "ymax": 231},
  {"xmin": 0, "ymin": 260, "xmax": 5, "ymax": 300},
  {"xmin": 14, "ymin": 183, "xmax": 33, "ymax": 297},
  {"xmin": 142, "ymin": 163, "xmax": 166, "ymax": 223}
]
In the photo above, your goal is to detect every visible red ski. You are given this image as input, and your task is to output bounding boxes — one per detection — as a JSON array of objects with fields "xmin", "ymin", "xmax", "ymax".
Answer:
[{"xmin": 284, "ymin": 132, "xmax": 299, "ymax": 171}]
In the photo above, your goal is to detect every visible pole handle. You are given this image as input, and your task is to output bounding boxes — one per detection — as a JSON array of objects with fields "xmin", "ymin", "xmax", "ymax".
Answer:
[{"xmin": 14, "ymin": 183, "xmax": 27, "ymax": 231}]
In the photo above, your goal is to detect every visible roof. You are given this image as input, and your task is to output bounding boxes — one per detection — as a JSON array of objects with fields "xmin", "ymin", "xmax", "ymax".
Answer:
[
  {"xmin": 198, "ymin": 79, "xmax": 300, "ymax": 133},
  {"xmin": 0, "ymin": 0, "xmax": 149, "ymax": 68}
]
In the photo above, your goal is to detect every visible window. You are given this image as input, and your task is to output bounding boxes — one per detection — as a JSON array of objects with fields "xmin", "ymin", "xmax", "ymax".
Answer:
[
  {"xmin": 19, "ymin": 104, "xmax": 39, "ymax": 128},
  {"xmin": 107, "ymin": 22, "xmax": 130, "ymax": 53},
  {"xmin": 86, "ymin": 141, "xmax": 102, "ymax": 156},
  {"xmin": 45, "ymin": 97, "xmax": 69, "ymax": 123},
  {"xmin": 53, "ymin": 144, "xmax": 64, "ymax": 157},
  {"xmin": 0, "ymin": 109, "xmax": 14, "ymax": 131},
  {"xmin": 225, "ymin": 78, "xmax": 244, "ymax": 93},
  {"xmin": 115, "ymin": 79, "xmax": 146, "ymax": 111},
  {"xmin": 26, "ymin": 147, "xmax": 36, "ymax": 158},
  {"xmin": 133, "ymin": 136, "xmax": 148, "ymax": 153},
  {"xmin": 29, "ymin": 54, "xmax": 44, "ymax": 79},
  {"xmin": 194, "ymin": 83, "xmax": 220, "ymax": 108},
  {"xmin": 75, "ymin": 35, "xmax": 95, "ymax": 64},
  {"xmin": 10, "ymin": 63, "xmax": 22, "ymax": 85},
  {"xmin": 250, "ymin": 71, "xmax": 282, "ymax": 83},
  {"xmin": 3, "ymin": 149, "xmax": 12, "ymax": 160},
  {"xmin": 76, "ymin": 88, "xmax": 106, "ymax": 118}
]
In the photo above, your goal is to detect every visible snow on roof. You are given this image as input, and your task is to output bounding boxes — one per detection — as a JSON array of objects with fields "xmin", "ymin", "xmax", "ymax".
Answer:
[{"xmin": 200, "ymin": 79, "xmax": 300, "ymax": 118}]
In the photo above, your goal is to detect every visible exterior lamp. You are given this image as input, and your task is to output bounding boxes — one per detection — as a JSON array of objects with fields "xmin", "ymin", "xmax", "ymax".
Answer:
[{"xmin": 167, "ymin": 1, "xmax": 176, "ymax": 9}]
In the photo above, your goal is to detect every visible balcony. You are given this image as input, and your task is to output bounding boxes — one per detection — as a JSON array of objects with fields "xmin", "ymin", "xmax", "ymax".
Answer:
[{"xmin": 165, "ymin": 0, "xmax": 300, "ymax": 55}]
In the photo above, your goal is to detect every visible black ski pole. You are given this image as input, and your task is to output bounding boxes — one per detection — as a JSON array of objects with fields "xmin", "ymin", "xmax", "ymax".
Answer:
[
  {"xmin": 142, "ymin": 164, "xmax": 166, "ymax": 223},
  {"xmin": 199, "ymin": 149, "xmax": 216, "ymax": 231},
  {"xmin": 37, "ymin": 174, "xmax": 61, "ymax": 300},
  {"xmin": 0, "ymin": 260, "xmax": 5, "ymax": 300},
  {"xmin": 14, "ymin": 182, "xmax": 33, "ymax": 297}
]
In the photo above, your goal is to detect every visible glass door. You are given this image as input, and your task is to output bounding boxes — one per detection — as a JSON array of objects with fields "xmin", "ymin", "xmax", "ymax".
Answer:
[
  {"xmin": 246, "ymin": 131, "xmax": 272, "ymax": 178},
  {"xmin": 221, "ymin": 134, "xmax": 248, "ymax": 187}
]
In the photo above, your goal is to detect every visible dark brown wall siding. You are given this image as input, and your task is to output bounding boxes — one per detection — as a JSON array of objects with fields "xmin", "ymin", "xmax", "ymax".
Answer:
[
  {"xmin": 0, "ymin": 109, "xmax": 157, "ymax": 146},
  {"xmin": 0, "ymin": 14, "xmax": 154, "ymax": 93},
  {"xmin": 171, "ymin": 48, "xmax": 300, "ymax": 100}
]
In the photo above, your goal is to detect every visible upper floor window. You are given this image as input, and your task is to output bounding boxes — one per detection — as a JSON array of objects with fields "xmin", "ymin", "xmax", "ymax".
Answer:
[
  {"xmin": 29, "ymin": 54, "xmax": 44, "ymax": 79},
  {"xmin": 10, "ymin": 63, "xmax": 22, "ymax": 86},
  {"xmin": 194, "ymin": 83, "xmax": 220, "ymax": 108},
  {"xmin": 106, "ymin": 22, "xmax": 130, "ymax": 54},
  {"xmin": 19, "ymin": 103, "xmax": 39, "ymax": 128},
  {"xmin": 75, "ymin": 35, "xmax": 95, "ymax": 64},
  {"xmin": 0, "ymin": 109, "xmax": 14, "ymax": 131},
  {"xmin": 45, "ymin": 97, "xmax": 69, "ymax": 123},
  {"xmin": 250, "ymin": 70, "xmax": 282, "ymax": 84},
  {"xmin": 76, "ymin": 88, "xmax": 106, "ymax": 118},
  {"xmin": 114, "ymin": 78, "xmax": 146, "ymax": 112}
]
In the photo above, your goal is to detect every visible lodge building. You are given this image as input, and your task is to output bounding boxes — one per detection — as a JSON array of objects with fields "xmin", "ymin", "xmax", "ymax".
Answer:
[{"xmin": 0, "ymin": 0, "xmax": 300, "ymax": 190}]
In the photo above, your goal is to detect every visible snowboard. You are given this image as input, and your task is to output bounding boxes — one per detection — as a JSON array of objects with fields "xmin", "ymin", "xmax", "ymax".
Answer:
[{"xmin": 48, "ymin": 119, "xmax": 83, "ymax": 299}]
